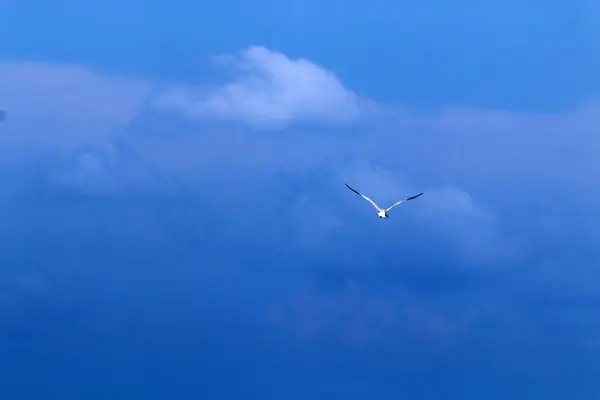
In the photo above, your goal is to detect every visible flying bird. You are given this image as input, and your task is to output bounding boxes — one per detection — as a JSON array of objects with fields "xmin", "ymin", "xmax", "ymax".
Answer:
[{"xmin": 345, "ymin": 183, "xmax": 423, "ymax": 219}]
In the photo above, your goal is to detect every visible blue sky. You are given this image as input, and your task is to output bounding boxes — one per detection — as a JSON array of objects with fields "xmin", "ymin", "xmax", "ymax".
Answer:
[{"xmin": 0, "ymin": 0, "xmax": 599, "ymax": 399}]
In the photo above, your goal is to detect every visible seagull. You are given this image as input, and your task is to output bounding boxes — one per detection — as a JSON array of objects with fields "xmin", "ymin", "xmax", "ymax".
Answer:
[{"xmin": 345, "ymin": 183, "xmax": 423, "ymax": 219}]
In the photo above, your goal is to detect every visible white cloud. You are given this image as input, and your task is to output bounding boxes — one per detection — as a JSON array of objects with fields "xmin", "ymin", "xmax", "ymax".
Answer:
[
  {"xmin": 0, "ymin": 61, "xmax": 151, "ymax": 165},
  {"xmin": 335, "ymin": 161, "xmax": 517, "ymax": 265},
  {"xmin": 154, "ymin": 46, "xmax": 362, "ymax": 128},
  {"xmin": 0, "ymin": 61, "xmax": 150, "ymax": 131},
  {"xmin": 1, "ymin": 51, "xmax": 600, "ymax": 370},
  {"xmin": 0, "ymin": 51, "xmax": 596, "ymax": 268}
]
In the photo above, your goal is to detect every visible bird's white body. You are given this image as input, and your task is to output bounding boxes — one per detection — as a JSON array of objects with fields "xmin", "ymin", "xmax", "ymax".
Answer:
[
  {"xmin": 377, "ymin": 210, "xmax": 388, "ymax": 219},
  {"xmin": 345, "ymin": 183, "xmax": 423, "ymax": 219}
]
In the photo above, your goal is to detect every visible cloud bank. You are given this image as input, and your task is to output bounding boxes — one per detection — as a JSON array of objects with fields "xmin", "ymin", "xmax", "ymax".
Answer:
[
  {"xmin": 154, "ymin": 46, "xmax": 362, "ymax": 128},
  {"xmin": 0, "ymin": 45, "xmax": 599, "ymax": 399}
]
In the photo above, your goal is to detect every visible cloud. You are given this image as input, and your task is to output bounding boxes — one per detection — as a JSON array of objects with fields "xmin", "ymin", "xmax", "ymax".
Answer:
[
  {"xmin": 0, "ymin": 51, "xmax": 591, "ymax": 270},
  {"xmin": 0, "ymin": 50, "xmax": 596, "ymax": 278},
  {"xmin": 267, "ymin": 279, "xmax": 477, "ymax": 348},
  {"xmin": 1, "ymin": 47, "xmax": 600, "ymax": 399},
  {"xmin": 319, "ymin": 160, "xmax": 516, "ymax": 266},
  {"xmin": 153, "ymin": 46, "xmax": 362, "ymax": 128},
  {"xmin": 0, "ymin": 60, "xmax": 151, "ymax": 167}
]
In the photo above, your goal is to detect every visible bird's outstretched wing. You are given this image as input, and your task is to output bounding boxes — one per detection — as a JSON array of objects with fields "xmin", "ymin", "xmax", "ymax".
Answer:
[
  {"xmin": 385, "ymin": 192, "xmax": 423, "ymax": 211},
  {"xmin": 345, "ymin": 183, "xmax": 382, "ymax": 211}
]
